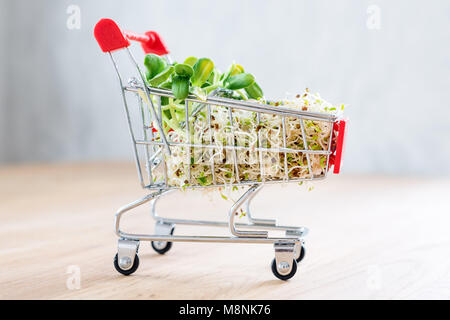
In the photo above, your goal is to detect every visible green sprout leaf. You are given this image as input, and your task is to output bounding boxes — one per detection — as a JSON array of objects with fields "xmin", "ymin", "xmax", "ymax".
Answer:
[
  {"xmin": 184, "ymin": 56, "xmax": 198, "ymax": 67},
  {"xmin": 244, "ymin": 82, "xmax": 264, "ymax": 99},
  {"xmin": 225, "ymin": 73, "xmax": 255, "ymax": 90},
  {"xmin": 231, "ymin": 64, "xmax": 244, "ymax": 76},
  {"xmin": 191, "ymin": 58, "xmax": 214, "ymax": 87},
  {"xmin": 144, "ymin": 54, "xmax": 167, "ymax": 80},
  {"xmin": 172, "ymin": 75, "xmax": 190, "ymax": 100},
  {"xmin": 221, "ymin": 62, "xmax": 243, "ymax": 84},
  {"xmin": 174, "ymin": 63, "xmax": 194, "ymax": 78},
  {"xmin": 149, "ymin": 66, "xmax": 174, "ymax": 87}
]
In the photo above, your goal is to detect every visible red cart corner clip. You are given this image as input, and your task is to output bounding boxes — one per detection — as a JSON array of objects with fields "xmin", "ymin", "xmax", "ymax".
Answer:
[{"xmin": 329, "ymin": 119, "xmax": 348, "ymax": 174}]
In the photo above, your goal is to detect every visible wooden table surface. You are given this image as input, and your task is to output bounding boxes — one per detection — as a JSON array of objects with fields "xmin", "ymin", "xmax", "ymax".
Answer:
[{"xmin": 1, "ymin": 162, "xmax": 450, "ymax": 300}]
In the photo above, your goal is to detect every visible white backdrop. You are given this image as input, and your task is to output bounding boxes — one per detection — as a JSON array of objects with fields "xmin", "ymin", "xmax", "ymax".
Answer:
[{"xmin": 0, "ymin": 0, "xmax": 449, "ymax": 175}]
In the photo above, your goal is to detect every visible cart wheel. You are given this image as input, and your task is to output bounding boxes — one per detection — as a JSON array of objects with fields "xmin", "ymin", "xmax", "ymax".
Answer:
[
  {"xmin": 295, "ymin": 245, "xmax": 306, "ymax": 263},
  {"xmin": 151, "ymin": 227, "xmax": 174, "ymax": 254},
  {"xmin": 271, "ymin": 258, "xmax": 297, "ymax": 281},
  {"xmin": 114, "ymin": 253, "xmax": 139, "ymax": 276}
]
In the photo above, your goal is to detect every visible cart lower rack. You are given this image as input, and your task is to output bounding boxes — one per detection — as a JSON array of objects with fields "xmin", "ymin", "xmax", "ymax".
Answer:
[{"xmin": 94, "ymin": 19, "xmax": 347, "ymax": 280}]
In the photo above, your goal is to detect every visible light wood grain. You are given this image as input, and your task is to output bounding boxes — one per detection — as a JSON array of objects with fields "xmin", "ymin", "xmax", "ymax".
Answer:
[{"xmin": 1, "ymin": 163, "xmax": 450, "ymax": 299}]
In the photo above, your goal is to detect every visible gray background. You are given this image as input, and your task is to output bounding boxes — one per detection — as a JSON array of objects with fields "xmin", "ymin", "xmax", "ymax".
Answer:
[{"xmin": 0, "ymin": 0, "xmax": 449, "ymax": 175}]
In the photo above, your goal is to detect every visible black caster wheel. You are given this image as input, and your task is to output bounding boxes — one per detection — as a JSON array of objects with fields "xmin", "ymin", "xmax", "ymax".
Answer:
[
  {"xmin": 151, "ymin": 228, "xmax": 174, "ymax": 254},
  {"xmin": 295, "ymin": 245, "xmax": 306, "ymax": 263},
  {"xmin": 114, "ymin": 253, "xmax": 139, "ymax": 276},
  {"xmin": 271, "ymin": 258, "xmax": 297, "ymax": 281}
]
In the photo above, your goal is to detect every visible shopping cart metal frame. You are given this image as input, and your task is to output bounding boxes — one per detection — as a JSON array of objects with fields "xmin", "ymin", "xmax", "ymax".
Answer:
[{"xmin": 94, "ymin": 19, "xmax": 347, "ymax": 280}]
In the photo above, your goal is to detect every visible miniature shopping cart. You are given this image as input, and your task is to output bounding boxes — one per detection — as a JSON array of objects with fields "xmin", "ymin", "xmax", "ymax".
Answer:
[{"xmin": 94, "ymin": 19, "xmax": 347, "ymax": 280}]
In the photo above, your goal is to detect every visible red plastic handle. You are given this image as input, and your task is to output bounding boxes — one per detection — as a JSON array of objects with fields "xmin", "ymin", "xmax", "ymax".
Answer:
[
  {"xmin": 123, "ymin": 30, "xmax": 169, "ymax": 56},
  {"xmin": 331, "ymin": 119, "xmax": 348, "ymax": 174},
  {"xmin": 93, "ymin": 18, "xmax": 169, "ymax": 56},
  {"xmin": 94, "ymin": 19, "xmax": 130, "ymax": 52}
]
